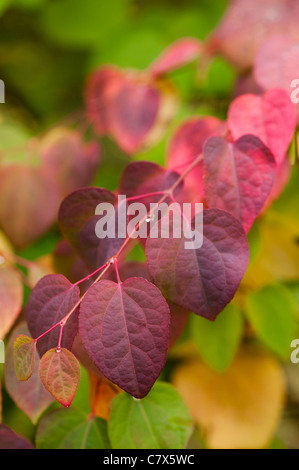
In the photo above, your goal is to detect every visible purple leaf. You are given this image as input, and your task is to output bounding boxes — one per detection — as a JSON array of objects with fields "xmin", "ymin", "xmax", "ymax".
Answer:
[
  {"xmin": 79, "ymin": 277, "xmax": 170, "ymax": 398},
  {"xmin": 0, "ymin": 424, "xmax": 34, "ymax": 449}
]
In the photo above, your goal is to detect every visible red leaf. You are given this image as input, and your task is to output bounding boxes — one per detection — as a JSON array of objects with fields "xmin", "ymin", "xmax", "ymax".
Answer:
[
  {"xmin": 13, "ymin": 334, "xmax": 36, "ymax": 381},
  {"xmin": 58, "ymin": 187, "xmax": 123, "ymax": 271},
  {"xmin": 203, "ymin": 135, "xmax": 276, "ymax": 233},
  {"xmin": 0, "ymin": 424, "xmax": 34, "ymax": 449},
  {"xmin": 149, "ymin": 37, "xmax": 202, "ymax": 77},
  {"xmin": 167, "ymin": 117, "xmax": 226, "ymax": 202},
  {"xmin": 145, "ymin": 208, "xmax": 249, "ymax": 320},
  {"xmin": 39, "ymin": 347, "xmax": 81, "ymax": 407},
  {"xmin": 0, "ymin": 165, "xmax": 59, "ymax": 248},
  {"xmin": 26, "ymin": 274, "xmax": 80, "ymax": 357},
  {"xmin": 0, "ymin": 266, "xmax": 23, "ymax": 339},
  {"xmin": 168, "ymin": 302, "xmax": 189, "ymax": 350},
  {"xmin": 4, "ymin": 322, "xmax": 54, "ymax": 424},
  {"xmin": 209, "ymin": 0, "xmax": 299, "ymax": 69},
  {"xmin": 40, "ymin": 128, "xmax": 100, "ymax": 197},
  {"xmin": 253, "ymin": 35, "xmax": 299, "ymax": 123},
  {"xmin": 228, "ymin": 89, "xmax": 296, "ymax": 165},
  {"xmin": 79, "ymin": 277, "xmax": 170, "ymax": 398}
]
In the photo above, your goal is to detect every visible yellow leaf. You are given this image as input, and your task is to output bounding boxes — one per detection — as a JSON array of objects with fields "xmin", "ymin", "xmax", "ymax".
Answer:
[{"xmin": 172, "ymin": 346, "xmax": 286, "ymax": 449}]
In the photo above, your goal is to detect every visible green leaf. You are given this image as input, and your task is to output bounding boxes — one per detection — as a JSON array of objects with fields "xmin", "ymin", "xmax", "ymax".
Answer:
[
  {"xmin": 190, "ymin": 303, "xmax": 243, "ymax": 372},
  {"xmin": 39, "ymin": 347, "xmax": 81, "ymax": 407},
  {"xmin": 245, "ymin": 284, "xmax": 298, "ymax": 359},
  {"xmin": 13, "ymin": 334, "xmax": 36, "ymax": 381},
  {"xmin": 108, "ymin": 382, "xmax": 193, "ymax": 449},
  {"xmin": 36, "ymin": 408, "xmax": 110, "ymax": 449}
]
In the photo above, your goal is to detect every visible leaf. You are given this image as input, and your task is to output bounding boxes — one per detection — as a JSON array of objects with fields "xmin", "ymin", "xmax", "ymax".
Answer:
[
  {"xmin": 0, "ymin": 165, "xmax": 59, "ymax": 248},
  {"xmin": 39, "ymin": 347, "xmax": 81, "ymax": 407},
  {"xmin": 79, "ymin": 277, "xmax": 170, "ymax": 398},
  {"xmin": 191, "ymin": 303, "xmax": 243, "ymax": 372},
  {"xmin": 4, "ymin": 322, "xmax": 54, "ymax": 424},
  {"xmin": 146, "ymin": 208, "xmax": 249, "ymax": 320},
  {"xmin": 172, "ymin": 347, "xmax": 286, "ymax": 449},
  {"xmin": 253, "ymin": 35, "xmax": 299, "ymax": 122},
  {"xmin": 227, "ymin": 89, "xmax": 296, "ymax": 165},
  {"xmin": 209, "ymin": 0, "xmax": 299, "ymax": 70},
  {"xmin": 168, "ymin": 302, "xmax": 189, "ymax": 350},
  {"xmin": 40, "ymin": 127, "xmax": 100, "ymax": 197},
  {"xmin": 203, "ymin": 135, "xmax": 276, "ymax": 232},
  {"xmin": 149, "ymin": 37, "xmax": 202, "ymax": 77},
  {"xmin": 36, "ymin": 407, "xmax": 110, "ymax": 449},
  {"xmin": 13, "ymin": 334, "xmax": 36, "ymax": 381},
  {"xmin": 0, "ymin": 424, "xmax": 34, "ymax": 449},
  {"xmin": 0, "ymin": 266, "xmax": 23, "ymax": 339},
  {"xmin": 26, "ymin": 274, "xmax": 80, "ymax": 357},
  {"xmin": 245, "ymin": 284, "xmax": 297, "ymax": 359},
  {"xmin": 58, "ymin": 187, "xmax": 122, "ymax": 271},
  {"xmin": 108, "ymin": 382, "xmax": 193, "ymax": 449},
  {"xmin": 89, "ymin": 373, "xmax": 120, "ymax": 421},
  {"xmin": 167, "ymin": 117, "xmax": 226, "ymax": 202}
]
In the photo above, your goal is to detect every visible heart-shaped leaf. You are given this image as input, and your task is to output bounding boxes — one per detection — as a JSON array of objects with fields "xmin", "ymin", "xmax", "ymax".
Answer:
[
  {"xmin": 4, "ymin": 322, "xmax": 54, "ymax": 424},
  {"xmin": 39, "ymin": 347, "xmax": 81, "ymax": 407},
  {"xmin": 26, "ymin": 274, "xmax": 80, "ymax": 357},
  {"xmin": 0, "ymin": 266, "xmax": 23, "ymax": 339},
  {"xmin": 146, "ymin": 208, "xmax": 249, "ymax": 320},
  {"xmin": 79, "ymin": 277, "xmax": 170, "ymax": 398},
  {"xmin": 203, "ymin": 135, "xmax": 276, "ymax": 232},
  {"xmin": 13, "ymin": 334, "xmax": 36, "ymax": 381},
  {"xmin": 36, "ymin": 408, "xmax": 110, "ymax": 449},
  {"xmin": 227, "ymin": 89, "xmax": 296, "ymax": 165}
]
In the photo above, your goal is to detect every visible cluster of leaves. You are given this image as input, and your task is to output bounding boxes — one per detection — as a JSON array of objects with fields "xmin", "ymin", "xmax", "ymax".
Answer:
[{"xmin": 1, "ymin": 0, "xmax": 299, "ymax": 449}]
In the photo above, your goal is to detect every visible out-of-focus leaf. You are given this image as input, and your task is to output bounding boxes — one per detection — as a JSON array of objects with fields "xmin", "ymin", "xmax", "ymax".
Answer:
[
  {"xmin": 0, "ymin": 266, "xmax": 23, "ymax": 339},
  {"xmin": 13, "ymin": 334, "xmax": 36, "ymax": 381},
  {"xmin": 36, "ymin": 408, "xmax": 110, "ymax": 449},
  {"xmin": 108, "ymin": 382, "xmax": 193, "ymax": 449},
  {"xmin": 0, "ymin": 424, "xmax": 34, "ymax": 449},
  {"xmin": 172, "ymin": 347, "xmax": 286, "ymax": 449},
  {"xmin": 245, "ymin": 284, "xmax": 297, "ymax": 359},
  {"xmin": 89, "ymin": 373, "xmax": 120, "ymax": 421},
  {"xmin": 190, "ymin": 303, "xmax": 243, "ymax": 372}
]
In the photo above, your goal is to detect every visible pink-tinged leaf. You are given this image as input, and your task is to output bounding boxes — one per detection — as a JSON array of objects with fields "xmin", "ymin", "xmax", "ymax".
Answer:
[
  {"xmin": 79, "ymin": 277, "xmax": 170, "ymax": 398},
  {"xmin": 4, "ymin": 323, "xmax": 54, "ymax": 424},
  {"xmin": 26, "ymin": 274, "xmax": 80, "ymax": 357},
  {"xmin": 40, "ymin": 128, "xmax": 100, "ymax": 197},
  {"xmin": 145, "ymin": 208, "xmax": 249, "ymax": 320},
  {"xmin": 149, "ymin": 37, "xmax": 202, "ymax": 77},
  {"xmin": 0, "ymin": 266, "xmax": 23, "ymax": 339},
  {"xmin": 204, "ymin": 135, "xmax": 276, "ymax": 233},
  {"xmin": 167, "ymin": 117, "xmax": 226, "ymax": 202},
  {"xmin": 85, "ymin": 66, "xmax": 125, "ymax": 135},
  {"xmin": 209, "ymin": 0, "xmax": 299, "ymax": 69},
  {"xmin": 0, "ymin": 424, "xmax": 34, "ymax": 449},
  {"xmin": 253, "ymin": 35, "xmax": 299, "ymax": 123},
  {"xmin": 58, "ymin": 187, "xmax": 123, "ymax": 271},
  {"xmin": 13, "ymin": 334, "xmax": 36, "ymax": 381},
  {"xmin": 85, "ymin": 66, "xmax": 177, "ymax": 154},
  {"xmin": 119, "ymin": 161, "xmax": 181, "ymax": 209},
  {"xmin": 0, "ymin": 165, "xmax": 59, "ymax": 248},
  {"xmin": 228, "ymin": 89, "xmax": 296, "ymax": 165},
  {"xmin": 39, "ymin": 347, "xmax": 81, "ymax": 407}
]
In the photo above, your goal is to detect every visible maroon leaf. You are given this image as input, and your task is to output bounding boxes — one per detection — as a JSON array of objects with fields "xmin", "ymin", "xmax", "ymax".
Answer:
[
  {"xmin": 40, "ymin": 127, "xmax": 100, "ymax": 197},
  {"xmin": 0, "ymin": 165, "xmax": 59, "ymax": 248},
  {"xmin": 58, "ymin": 187, "xmax": 125, "ymax": 271},
  {"xmin": 167, "ymin": 117, "xmax": 226, "ymax": 202},
  {"xmin": 145, "ymin": 208, "xmax": 249, "ymax": 320},
  {"xmin": 203, "ymin": 135, "xmax": 276, "ymax": 233},
  {"xmin": 0, "ymin": 424, "xmax": 34, "ymax": 449},
  {"xmin": 26, "ymin": 274, "xmax": 80, "ymax": 357},
  {"xmin": 4, "ymin": 323, "xmax": 54, "ymax": 424},
  {"xmin": 79, "ymin": 277, "xmax": 170, "ymax": 398},
  {"xmin": 39, "ymin": 347, "xmax": 81, "ymax": 407},
  {"xmin": 149, "ymin": 37, "xmax": 202, "ymax": 77},
  {"xmin": 209, "ymin": 0, "xmax": 299, "ymax": 69},
  {"xmin": 227, "ymin": 89, "xmax": 296, "ymax": 165},
  {"xmin": 168, "ymin": 302, "xmax": 189, "ymax": 350},
  {"xmin": 253, "ymin": 35, "xmax": 299, "ymax": 122}
]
